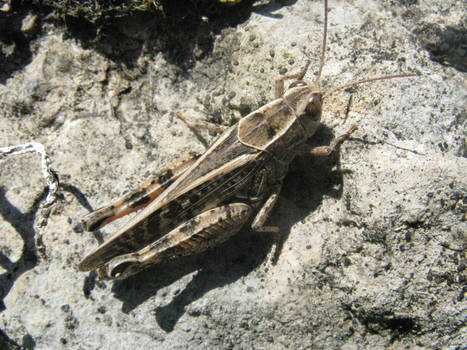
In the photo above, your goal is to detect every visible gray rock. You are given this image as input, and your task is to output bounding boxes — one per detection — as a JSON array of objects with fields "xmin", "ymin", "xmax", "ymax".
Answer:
[{"xmin": 0, "ymin": 0, "xmax": 465, "ymax": 349}]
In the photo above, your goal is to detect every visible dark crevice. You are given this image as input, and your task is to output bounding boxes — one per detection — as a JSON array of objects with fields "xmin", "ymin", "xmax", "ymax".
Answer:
[
  {"xmin": 344, "ymin": 304, "xmax": 420, "ymax": 341},
  {"xmin": 415, "ymin": 23, "xmax": 467, "ymax": 72}
]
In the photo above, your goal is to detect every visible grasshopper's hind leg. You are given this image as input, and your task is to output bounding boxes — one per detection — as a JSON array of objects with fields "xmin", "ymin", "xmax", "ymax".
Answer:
[
  {"xmin": 81, "ymin": 153, "xmax": 200, "ymax": 232},
  {"xmin": 106, "ymin": 203, "xmax": 253, "ymax": 279}
]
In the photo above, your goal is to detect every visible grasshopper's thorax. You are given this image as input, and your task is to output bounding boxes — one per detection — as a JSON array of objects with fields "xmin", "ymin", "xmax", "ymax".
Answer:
[{"xmin": 237, "ymin": 84, "xmax": 322, "ymax": 161}]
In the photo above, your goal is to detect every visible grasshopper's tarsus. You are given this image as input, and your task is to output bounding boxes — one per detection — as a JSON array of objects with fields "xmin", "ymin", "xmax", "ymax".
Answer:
[{"xmin": 308, "ymin": 125, "xmax": 358, "ymax": 156}]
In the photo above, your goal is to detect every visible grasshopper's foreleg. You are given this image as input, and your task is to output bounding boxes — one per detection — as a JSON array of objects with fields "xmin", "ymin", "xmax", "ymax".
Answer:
[
  {"xmin": 274, "ymin": 60, "xmax": 311, "ymax": 98},
  {"xmin": 307, "ymin": 125, "xmax": 358, "ymax": 156},
  {"xmin": 105, "ymin": 203, "xmax": 253, "ymax": 279},
  {"xmin": 81, "ymin": 153, "xmax": 200, "ymax": 232}
]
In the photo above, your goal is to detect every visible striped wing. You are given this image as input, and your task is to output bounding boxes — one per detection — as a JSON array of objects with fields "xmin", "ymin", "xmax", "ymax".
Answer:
[{"xmin": 79, "ymin": 126, "xmax": 264, "ymax": 271}]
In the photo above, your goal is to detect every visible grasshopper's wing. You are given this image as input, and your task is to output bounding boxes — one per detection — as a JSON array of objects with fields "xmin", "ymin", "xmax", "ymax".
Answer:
[
  {"xmin": 79, "ymin": 126, "xmax": 263, "ymax": 271},
  {"xmin": 238, "ymin": 86, "xmax": 311, "ymax": 151},
  {"xmin": 81, "ymin": 153, "xmax": 199, "ymax": 232}
]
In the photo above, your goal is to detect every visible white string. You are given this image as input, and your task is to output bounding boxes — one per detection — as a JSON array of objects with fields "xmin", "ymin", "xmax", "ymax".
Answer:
[{"xmin": 0, "ymin": 142, "xmax": 58, "ymax": 207}]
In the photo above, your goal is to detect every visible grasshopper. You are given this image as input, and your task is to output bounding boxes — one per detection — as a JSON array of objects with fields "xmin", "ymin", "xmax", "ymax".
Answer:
[{"xmin": 78, "ymin": 0, "xmax": 414, "ymax": 279}]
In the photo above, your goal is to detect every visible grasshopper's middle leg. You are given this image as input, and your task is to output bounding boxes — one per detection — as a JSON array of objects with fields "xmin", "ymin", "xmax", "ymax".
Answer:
[
  {"xmin": 251, "ymin": 191, "xmax": 281, "ymax": 233},
  {"xmin": 105, "ymin": 203, "xmax": 253, "ymax": 279},
  {"xmin": 81, "ymin": 152, "xmax": 200, "ymax": 232},
  {"xmin": 250, "ymin": 190, "xmax": 285, "ymax": 264}
]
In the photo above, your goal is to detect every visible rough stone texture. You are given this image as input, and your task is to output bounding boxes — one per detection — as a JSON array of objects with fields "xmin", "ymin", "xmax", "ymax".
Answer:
[{"xmin": 0, "ymin": 0, "xmax": 465, "ymax": 349}]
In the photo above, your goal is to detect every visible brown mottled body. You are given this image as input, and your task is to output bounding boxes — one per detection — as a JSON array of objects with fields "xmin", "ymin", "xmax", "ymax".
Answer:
[
  {"xmin": 79, "ymin": 0, "xmax": 413, "ymax": 279},
  {"xmin": 79, "ymin": 86, "xmax": 320, "ymax": 278}
]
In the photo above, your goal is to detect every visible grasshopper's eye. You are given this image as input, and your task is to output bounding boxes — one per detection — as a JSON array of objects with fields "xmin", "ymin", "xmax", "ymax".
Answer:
[{"xmin": 306, "ymin": 93, "xmax": 323, "ymax": 121}]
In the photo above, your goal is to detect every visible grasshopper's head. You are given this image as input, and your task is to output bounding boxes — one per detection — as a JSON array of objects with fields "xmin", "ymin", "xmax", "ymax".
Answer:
[
  {"xmin": 304, "ymin": 83, "xmax": 323, "ymax": 137},
  {"xmin": 287, "ymin": 80, "xmax": 323, "ymax": 138}
]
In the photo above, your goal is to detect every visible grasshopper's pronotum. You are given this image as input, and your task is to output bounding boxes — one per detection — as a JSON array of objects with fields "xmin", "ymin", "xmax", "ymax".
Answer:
[{"xmin": 79, "ymin": 0, "xmax": 414, "ymax": 279}]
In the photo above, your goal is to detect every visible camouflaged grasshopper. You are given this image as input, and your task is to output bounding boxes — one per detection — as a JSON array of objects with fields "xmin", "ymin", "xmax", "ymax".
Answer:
[{"xmin": 78, "ymin": 0, "xmax": 414, "ymax": 279}]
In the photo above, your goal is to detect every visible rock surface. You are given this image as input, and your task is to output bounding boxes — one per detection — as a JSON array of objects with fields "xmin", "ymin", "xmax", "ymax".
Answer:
[{"xmin": 0, "ymin": 0, "xmax": 465, "ymax": 349}]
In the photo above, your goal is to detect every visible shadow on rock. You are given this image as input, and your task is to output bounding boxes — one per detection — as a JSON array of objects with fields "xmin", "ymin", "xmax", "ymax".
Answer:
[
  {"xmin": 0, "ymin": 0, "xmax": 298, "ymax": 82},
  {"xmin": 112, "ymin": 227, "xmax": 272, "ymax": 332},
  {"xmin": 0, "ymin": 186, "xmax": 46, "ymax": 349},
  {"xmin": 0, "ymin": 4, "xmax": 36, "ymax": 84},
  {"xmin": 0, "ymin": 182, "xmax": 92, "ymax": 310},
  {"xmin": 108, "ymin": 124, "xmax": 349, "ymax": 331},
  {"xmin": 0, "ymin": 187, "xmax": 45, "ymax": 312},
  {"xmin": 275, "ymin": 124, "xmax": 350, "ymax": 256},
  {"xmin": 0, "ymin": 327, "xmax": 22, "ymax": 350},
  {"xmin": 62, "ymin": 0, "xmax": 297, "ymax": 68},
  {"xmin": 415, "ymin": 22, "xmax": 467, "ymax": 72}
]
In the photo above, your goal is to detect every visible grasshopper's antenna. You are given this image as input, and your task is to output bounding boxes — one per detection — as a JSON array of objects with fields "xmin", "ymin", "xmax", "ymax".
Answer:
[
  {"xmin": 324, "ymin": 73, "xmax": 416, "ymax": 97},
  {"xmin": 315, "ymin": 0, "xmax": 328, "ymax": 85}
]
